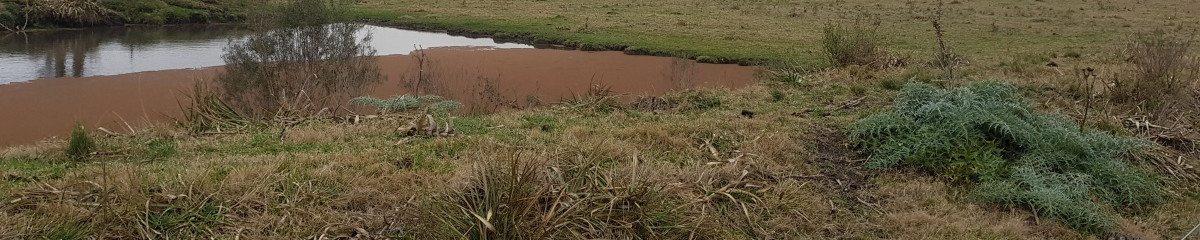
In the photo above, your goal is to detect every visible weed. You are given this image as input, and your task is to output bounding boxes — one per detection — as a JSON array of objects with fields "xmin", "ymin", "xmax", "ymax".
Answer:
[
  {"xmin": 560, "ymin": 84, "xmax": 621, "ymax": 114},
  {"xmin": 766, "ymin": 63, "xmax": 808, "ymax": 85},
  {"xmin": 180, "ymin": 83, "xmax": 250, "ymax": 134},
  {"xmin": 770, "ymin": 89, "xmax": 786, "ymax": 102},
  {"xmin": 879, "ymin": 77, "xmax": 904, "ymax": 90},
  {"xmin": 143, "ymin": 138, "xmax": 178, "ymax": 160},
  {"xmin": 0, "ymin": 157, "xmax": 69, "ymax": 181},
  {"xmin": 687, "ymin": 92, "xmax": 722, "ymax": 110},
  {"xmin": 435, "ymin": 153, "xmax": 688, "ymax": 239},
  {"xmin": 44, "ymin": 222, "xmax": 89, "ymax": 240},
  {"xmin": 452, "ymin": 116, "xmax": 491, "ymax": 135},
  {"xmin": 146, "ymin": 201, "xmax": 225, "ymax": 238},
  {"xmin": 850, "ymin": 85, "xmax": 868, "ymax": 96},
  {"xmin": 631, "ymin": 96, "xmax": 676, "ymax": 111},
  {"xmin": 1111, "ymin": 32, "xmax": 1198, "ymax": 110},
  {"xmin": 519, "ymin": 114, "xmax": 558, "ymax": 132},
  {"xmin": 931, "ymin": 0, "xmax": 960, "ymax": 85},
  {"xmin": 850, "ymin": 81, "xmax": 1161, "ymax": 233},
  {"xmin": 822, "ymin": 18, "xmax": 882, "ymax": 67},
  {"xmin": 65, "ymin": 123, "xmax": 95, "ymax": 161}
]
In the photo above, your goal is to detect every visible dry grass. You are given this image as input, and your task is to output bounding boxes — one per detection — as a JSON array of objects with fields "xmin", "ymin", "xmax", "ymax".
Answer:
[{"xmin": 0, "ymin": 81, "xmax": 862, "ymax": 238}]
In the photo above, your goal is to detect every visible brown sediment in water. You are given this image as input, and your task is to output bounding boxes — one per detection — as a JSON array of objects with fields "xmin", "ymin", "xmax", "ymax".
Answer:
[
  {"xmin": 0, "ymin": 69, "xmax": 215, "ymax": 147},
  {"xmin": 0, "ymin": 48, "xmax": 755, "ymax": 148},
  {"xmin": 371, "ymin": 48, "xmax": 755, "ymax": 113}
]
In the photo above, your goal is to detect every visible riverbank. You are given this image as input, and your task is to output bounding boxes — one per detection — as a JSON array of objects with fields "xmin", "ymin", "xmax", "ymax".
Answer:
[{"xmin": 2, "ymin": 0, "xmax": 1199, "ymax": 239}]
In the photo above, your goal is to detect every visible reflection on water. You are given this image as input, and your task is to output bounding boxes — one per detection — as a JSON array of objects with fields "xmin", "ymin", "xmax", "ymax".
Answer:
[
  {"xmin": 0, "ymin": 25, "xmax": 253, "ymax": 83},
  {"xmin": 0, "ymin": 25, "xmax": 531, "ymax": 84}
]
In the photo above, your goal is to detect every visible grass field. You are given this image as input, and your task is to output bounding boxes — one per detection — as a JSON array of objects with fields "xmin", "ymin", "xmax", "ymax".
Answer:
[
  {"xmin": 349, "ymin": 0, "xmax": 1200, "ymax": 65},
  {"xmin": 2, "ymin": 0, "xmax": 1200, "ymax": 239}
]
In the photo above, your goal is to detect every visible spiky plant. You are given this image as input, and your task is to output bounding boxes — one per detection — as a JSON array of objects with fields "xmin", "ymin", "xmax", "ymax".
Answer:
[
  {"xmin": 66, "ymin": 123, "xmax": 95, "ymax": 161},
  {"xmin": 850, "ymin": 81, "xmax": 1161, "ymax": 233}
]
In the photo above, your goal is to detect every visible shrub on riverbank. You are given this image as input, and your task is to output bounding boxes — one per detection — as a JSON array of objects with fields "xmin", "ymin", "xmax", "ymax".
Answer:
[{"xmin": 849, "ymin": 81, "xmax": 1161, "ymax": 233}]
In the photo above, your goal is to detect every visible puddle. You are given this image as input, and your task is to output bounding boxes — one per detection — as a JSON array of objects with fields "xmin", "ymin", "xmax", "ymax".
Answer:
[{"xmin": 0, "ymin": 26, "xmax": 755, "ymax": 148}]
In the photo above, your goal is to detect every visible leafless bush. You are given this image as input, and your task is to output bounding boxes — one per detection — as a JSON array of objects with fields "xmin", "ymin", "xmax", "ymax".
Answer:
[
  {"xmin": 216, "ymin": 23, "xmax": 381, "ymax": 119},
  {"xmin": 1112, "ymin": 34, "xmax": 1198, "ymax": 110},
  {"xmin": 1107, "ymin": 33, "xmax": 1200, "ymax": 148},
  {"xmin": 821, "ymin": 21, "xmax": 881, "ymax": 68}
]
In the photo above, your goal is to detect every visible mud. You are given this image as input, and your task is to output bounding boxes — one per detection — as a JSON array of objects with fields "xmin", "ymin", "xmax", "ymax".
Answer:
[{"xmin": 0, "ymin": 48, "xmax": 756, "ymax": 147}]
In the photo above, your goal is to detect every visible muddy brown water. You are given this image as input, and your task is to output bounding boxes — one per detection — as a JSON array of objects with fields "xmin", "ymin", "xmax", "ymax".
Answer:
[{"xmin": 0, "ymin": 27, "xmax": 755, "ymax": 148}]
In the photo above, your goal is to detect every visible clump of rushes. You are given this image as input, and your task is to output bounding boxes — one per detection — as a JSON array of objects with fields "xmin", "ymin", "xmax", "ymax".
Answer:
[
  {"xmin": 66, "ymin": 123, "xmax": 96, "ymax": 161},
  {"xmin": 180, "ymin": 83, "xmax": 249, "ymax": 134},
  {"xmin": 821, "ymin": 15, "xmax": 883, "ymax": 67},
  {"xmin": 434, "ymin": 154, "xmax": 688, "ymax": 239},
  {"xmin": 850, "ymin": 81, "xmax": 1161, "ymax": 234}
]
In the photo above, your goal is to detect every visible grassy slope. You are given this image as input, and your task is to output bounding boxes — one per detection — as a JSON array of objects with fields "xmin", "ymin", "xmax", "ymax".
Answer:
[{"xmin": 2, "ymin": 0, "xmax": 1200, "ymax": 239}]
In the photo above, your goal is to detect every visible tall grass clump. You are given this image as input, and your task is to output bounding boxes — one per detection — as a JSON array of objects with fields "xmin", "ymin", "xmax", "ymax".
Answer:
[
  {"xmin": 66, "ymin": 123, "xmax": 96, "ymax": 161},
  {"xmin": 849, "ymin": 81, "xmax": 1161, "ymax": 233},
  {"xmin": 433, "ymin": 155, "xmax": 689, "ymax": 239},
  {"xmin": 821, "ymin": 17, "xmax": 882, "ymax": 68},
  {"xmin": 180, "ymin": 84, "xmax": 249, "ymax": 134}
]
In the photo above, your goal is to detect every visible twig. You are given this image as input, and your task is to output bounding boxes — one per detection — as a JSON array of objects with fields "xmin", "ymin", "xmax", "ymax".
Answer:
[
  {"xmin": 1182, "ymin": 219, "xmax": 1200, "ymax": 240},
  {"xmin": 1080, "ymin": 67, "xmax": 1096, "ymax": 133},
  {"xmin": 932, "ymin": 0, "xmax": 955, "ymax": 86}
]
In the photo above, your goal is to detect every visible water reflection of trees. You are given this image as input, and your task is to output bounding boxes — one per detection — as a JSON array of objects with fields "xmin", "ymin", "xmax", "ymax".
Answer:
[
  {"xmin": 0, "ymin": 25, "xmax": 249, "ymax": 78},
  {"xmin": 216, "ymin": 23, "xmax": 380, "ymax": 118}
]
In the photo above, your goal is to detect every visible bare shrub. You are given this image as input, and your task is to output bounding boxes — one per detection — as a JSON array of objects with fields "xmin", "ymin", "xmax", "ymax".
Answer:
[
  {"xmin": 821, "ymin": 20, "xmax": 882, "ymax": 68},
  {"xmin": 931, "ymin": 0, "xmax": 960, "ymax": 84},
  {"xmin": 1113, "ymin": 34, "xmax": 1198, "ymax": 108},
  {"xmin": 216, "ymin": 23, "xmax": 380, "ymax": 119}
]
